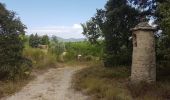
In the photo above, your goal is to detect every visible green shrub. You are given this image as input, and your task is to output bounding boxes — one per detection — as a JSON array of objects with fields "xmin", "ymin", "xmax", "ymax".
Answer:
[
  {"xmin": 103, "ymin": 50, "xmax": 132, "ymax": 67},
  {"xmin": 0, "ymin": 35, "xmax": 29, "ymax": 80}
]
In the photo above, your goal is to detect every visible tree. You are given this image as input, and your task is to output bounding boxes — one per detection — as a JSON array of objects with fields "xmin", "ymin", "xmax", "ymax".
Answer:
[
  {"xmin": 104, "ymin": 0, "xmax": 140, "ymax": 67},
  {"xmin": 82, "ymin": 0, "xmax": 139, "ymax": 67},
  {"xmin": 156, "ymin": 0, "xmax": 170, "ymax": 70},
  {"xmin": 41, "ymin": 35, "xmax": 49, "ymax": 45},
  {"xmin": 51, "ymin": 35, "xmax": 59, "ymax": 43},
  {"xmin": 157, "ymin": 0, "xmax": 170, "ymax": 43},
  {"xmin": 29, "ymin": 34, "xmax": 34, "ymax": 47},
  {"xmin": 81, "ymin": 17, "xmax": 102, "ymax": 44},
  {"xmin": 0, "ymin": 3, "xmax": 27, "ymax": 79},
  {"xmin": 128, "ymin": 0, "xmax": 156, "ymax": 20},
  {"xmin": 29, "ymin": 33, "xmax": 41, "ymax": 48}
]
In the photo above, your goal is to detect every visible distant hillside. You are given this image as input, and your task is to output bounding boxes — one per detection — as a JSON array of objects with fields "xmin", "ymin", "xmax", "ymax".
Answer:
[
  {"xmin": 51, "ymin": 36, "xmax": 85, "ymax": 42},
  {"xmin": 64, "ymin": 38, "xmax": 85, "ymax": 42}
]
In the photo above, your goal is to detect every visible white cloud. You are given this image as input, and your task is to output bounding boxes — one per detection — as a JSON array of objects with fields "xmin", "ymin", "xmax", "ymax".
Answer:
[
  {"xmin": 26, "ymin": 24, "xmax": 84, "ymax": 39},
  {"xmin": 73, "ymin": 24, "xmax": 82, "ymax": 29}
]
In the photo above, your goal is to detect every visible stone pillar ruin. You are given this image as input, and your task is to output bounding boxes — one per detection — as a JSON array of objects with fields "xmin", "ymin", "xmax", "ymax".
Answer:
[{"xmin": 131, "ymin": 22, "xmax": 156, "ymax": 83}]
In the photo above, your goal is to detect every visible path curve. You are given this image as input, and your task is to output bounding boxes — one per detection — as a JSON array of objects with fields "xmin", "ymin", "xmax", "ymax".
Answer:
[{"xmin": 2, "ymin": 67, "xmax": 88, "ymax": 100}]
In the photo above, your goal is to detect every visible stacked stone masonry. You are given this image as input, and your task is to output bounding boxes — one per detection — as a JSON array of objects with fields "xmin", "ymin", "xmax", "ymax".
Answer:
[{"xmin": 131, "ymin": 22, "xmax": 156, "ymax": 83}]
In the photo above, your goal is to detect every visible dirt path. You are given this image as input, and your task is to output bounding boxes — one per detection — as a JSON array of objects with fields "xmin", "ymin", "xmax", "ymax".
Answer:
[{"xmin": 2, "ymin": 67, "xmax": 88, "ymax": 100}]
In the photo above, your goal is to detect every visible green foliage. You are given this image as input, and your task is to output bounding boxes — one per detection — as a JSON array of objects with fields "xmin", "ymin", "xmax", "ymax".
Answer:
[
  {"xmin": 128, "ymin": 0, "xmax": 156, "ymax": 19},
  {"xmin": 81, "ymin": 19, "xmax": 102, "ymax": 44},
  {"xmin": 102, "ymin": 0, "xmax": 139, "ymax": 67},
  {"xmin": 157, "ymin": 0, "xmax": 170, "ymax": 47},
  {"xmin": 82, "ymin": 0, "xmax": 139, "ymax": 67},
  {"xmin": 29, "ymin": 34, "xmax": 41, "ymax": 48},
  {"xmin": 65, "ymin": 41, "xmax": 103, "ymax": 61},
  {"xmin": 49, "ymin": 36, "xmax": 65, "ymax": 60},
  {"xmin": 21, "ymin": 35, "xmax": 29, "ymax": 46},
  {"xmin": 0, "ymin": 3, "xmax": 29, "ymax": 79},
  {"xmin": 29, "ymin": 34, "xmax": 49, "ymax": 48},
  {"xmin": 156, "ymin": 0, "xmax": 170, "ymax": 77},
  {"xmin": 41, "ymin": 35, "xmax": 49, "ymax": 45},
  {"xmin": 103, "ymin": 50, "xmax": 132, "ymax": 67}
]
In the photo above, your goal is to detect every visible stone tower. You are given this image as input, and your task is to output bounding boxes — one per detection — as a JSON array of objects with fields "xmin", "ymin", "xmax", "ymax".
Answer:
[{"xmin": 131, "ymin": 22, "xmax": 156, "ymax": 83}]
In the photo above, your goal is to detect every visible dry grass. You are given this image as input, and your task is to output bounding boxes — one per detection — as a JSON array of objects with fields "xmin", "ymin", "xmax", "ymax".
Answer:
[
  {"xmin": 23, "ymin": 47, "xmax": 57, "ymax": 69},
  {"xmin": 0, "ymin": 77, "xmax": 33, "ymax": 99},
  {"xmin": 73, "ymin": 63, "xmax": 132, "ymax": 100},
  {"xmin": 73, "ymin": 63, "xmax": 170, "ymax": 100},
  {"xmin": 127, "ymin": 81, "xmax": 170, "ymax": 100}
]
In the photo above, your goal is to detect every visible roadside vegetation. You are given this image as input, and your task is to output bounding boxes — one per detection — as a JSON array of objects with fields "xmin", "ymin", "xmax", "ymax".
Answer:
[
  {"xmin": 73, "ymin": 63, "xmax": 170, "ymax": 100},
  {"xmin": 64, "ymin": 41, "xmax": 103, "ymax": 62}
]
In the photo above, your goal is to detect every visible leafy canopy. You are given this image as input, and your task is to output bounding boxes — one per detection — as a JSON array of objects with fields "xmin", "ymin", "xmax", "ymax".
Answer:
[
  {"xmin": 82, "ymin": 0, "xmax": 139, "ymax": 67},
  {"xmin": 0, "ymin": 3, "xmax": 27, "ymax": 79}
]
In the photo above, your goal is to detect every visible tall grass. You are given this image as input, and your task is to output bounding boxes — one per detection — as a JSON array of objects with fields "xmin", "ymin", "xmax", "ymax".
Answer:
[{"xmin": 23, "ymin": 47, "xmax": 56, "ymax": 69}]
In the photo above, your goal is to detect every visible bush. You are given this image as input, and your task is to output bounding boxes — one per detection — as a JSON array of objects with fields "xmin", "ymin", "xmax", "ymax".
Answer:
[
  {"xmin": 103, "ymin": 50, "xmax": 132, "ymax": 67},
  {"xmin": 0, "ymin": 35, "xmax": 27, "ymax": 80}
]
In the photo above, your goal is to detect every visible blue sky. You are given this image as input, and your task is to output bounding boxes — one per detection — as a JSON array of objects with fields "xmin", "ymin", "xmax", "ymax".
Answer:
[{"xmin": 0, "ymin": 0, "xmax": 106, "ymax": 38}]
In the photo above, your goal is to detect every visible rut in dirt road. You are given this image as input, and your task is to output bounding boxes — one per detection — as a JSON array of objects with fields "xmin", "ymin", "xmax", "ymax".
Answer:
[{"xmin": 2, "ymin": 67, "xmax": 88, "ymax": 100}]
